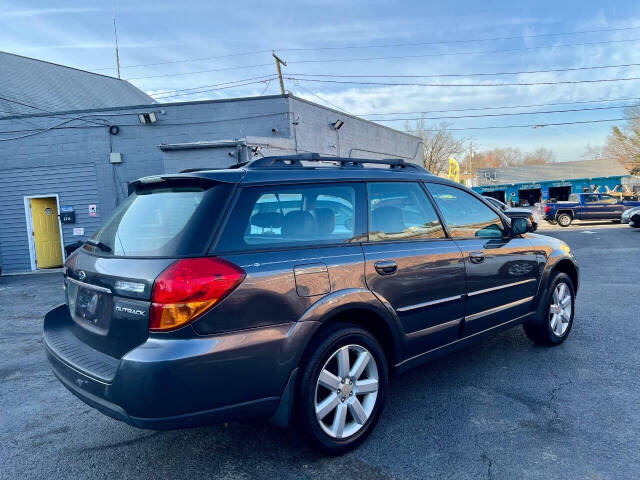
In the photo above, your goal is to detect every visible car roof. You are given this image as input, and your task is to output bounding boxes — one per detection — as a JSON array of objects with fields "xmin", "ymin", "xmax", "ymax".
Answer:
[{"xmin": 134, "ymin": 154, "xmax": 469, "ymax": 189}]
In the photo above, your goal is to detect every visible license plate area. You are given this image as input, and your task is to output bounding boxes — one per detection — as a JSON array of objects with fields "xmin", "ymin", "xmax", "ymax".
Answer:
[{"xmin": 67, "ymin": 279, "xmax": 113, "ymax": 334}]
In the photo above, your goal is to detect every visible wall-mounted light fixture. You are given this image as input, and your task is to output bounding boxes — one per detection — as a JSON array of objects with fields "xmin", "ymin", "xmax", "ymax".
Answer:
[
  {"xmin": 138, "ymin": 112, "xmax": 157, "ymax": 124},
  {"xmin": 331, "ymin": 119, "xmax": 344, "ymax": 130}
]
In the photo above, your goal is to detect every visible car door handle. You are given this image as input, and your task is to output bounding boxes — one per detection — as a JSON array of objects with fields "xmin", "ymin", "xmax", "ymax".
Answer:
[
  {"xmin": 469, "ymin": 251, "xmax": 485, "ymax": 264},
  {"xmin": 374, "ymin": 260, "xmax": 398, "ymax": 275}
]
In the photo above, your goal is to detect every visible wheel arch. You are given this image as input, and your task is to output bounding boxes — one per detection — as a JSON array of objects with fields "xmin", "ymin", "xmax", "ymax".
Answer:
[
  {"xmin": 551, "ymin": 258, "xmax": 579, "ymax": 293},
  {"xmin": 296, "ymin": 289, "xmax": 404, "ymax": 373},
  {"xmin": 555, "ymin": 209, "xmax": 574, "ymax": 218}
]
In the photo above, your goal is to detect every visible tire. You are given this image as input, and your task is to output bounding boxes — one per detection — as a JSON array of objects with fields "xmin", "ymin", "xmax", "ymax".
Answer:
[
  {"xmin": 523, "ymin": 272, "xmax": 575, "ymax": 346},
  {"xmin": 556, "ymin": 213, "xmax": 572, "ymax": 227},
  {"xmin": 296, "ymin": 323, "xmax": 388, "ymax": 454}
]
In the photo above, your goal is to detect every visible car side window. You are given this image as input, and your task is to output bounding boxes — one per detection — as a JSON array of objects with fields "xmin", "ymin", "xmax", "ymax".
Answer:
[
  {"xmin": 427, "ymin": 183, "xmax": 505, "ymax": 239},
  {"xmin": 367, "ymin": 182, "xmax": 445, "ymax": 241},
  {"xmin": 216, "ymin": 183, "xmax": 364, "ymax": 252},
  {"xmin": 599, "ymin": 195, "xmax": 618, "ymax": 204},
  {"xmin": 583, "ymin": 194, "xmax": 599, "ymax": 203}
]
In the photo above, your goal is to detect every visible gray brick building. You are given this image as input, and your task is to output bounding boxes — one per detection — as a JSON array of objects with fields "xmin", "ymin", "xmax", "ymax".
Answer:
[{"xmin": 0, "ymin": 53, "xmax": 421, "ymax": 273}]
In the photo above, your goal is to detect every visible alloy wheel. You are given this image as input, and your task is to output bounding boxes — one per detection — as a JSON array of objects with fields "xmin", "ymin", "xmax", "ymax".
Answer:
[
  {"xmin": 549, "ymin": 282, "xmax": 572, "ymax": 337},
  {"xmin": 314, "ymin": 344, "xmax": 379, "ymax": 439}
]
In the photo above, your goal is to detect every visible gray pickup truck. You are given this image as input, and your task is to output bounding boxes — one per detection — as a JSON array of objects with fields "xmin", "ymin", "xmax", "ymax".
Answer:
[{"xmin": 544, "ymin": 192, "xmax": 640, "ymax": 227}]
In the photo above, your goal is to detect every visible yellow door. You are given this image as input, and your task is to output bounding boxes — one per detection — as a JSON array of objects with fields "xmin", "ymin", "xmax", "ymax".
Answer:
[{"xmin": 30, "ymin": 197, "xmax": 63, "ymax": 268}]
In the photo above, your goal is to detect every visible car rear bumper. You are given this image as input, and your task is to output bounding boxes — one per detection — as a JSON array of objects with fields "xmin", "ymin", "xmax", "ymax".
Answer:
[{"xmin": 44, "ymin": 304, "xmax": 318, "ymax": 429}]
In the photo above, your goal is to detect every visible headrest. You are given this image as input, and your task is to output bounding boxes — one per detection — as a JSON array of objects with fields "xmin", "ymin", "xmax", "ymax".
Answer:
[
  {"xmin": 314, "ymin": 208, "xmax": 335, "ymax": 235},
  {"xmin": 371, "ymin": 205, "xmax": 405, "ymax": 234},
  {"xmin": 282, "ymin": 210, "xmax": 315, "ymax": 238}
]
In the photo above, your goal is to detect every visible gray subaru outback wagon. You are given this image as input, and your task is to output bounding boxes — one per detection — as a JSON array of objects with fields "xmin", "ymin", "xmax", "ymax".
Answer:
[{"xmin": 44, "ymin": 154, "xmax": 579, "ymax": 453}]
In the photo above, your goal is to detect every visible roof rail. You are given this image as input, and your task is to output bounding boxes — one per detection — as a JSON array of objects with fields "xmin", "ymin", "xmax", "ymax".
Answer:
[{"xmin": 246, "ymin": 153, "xmax": 424, "ymax": 170}]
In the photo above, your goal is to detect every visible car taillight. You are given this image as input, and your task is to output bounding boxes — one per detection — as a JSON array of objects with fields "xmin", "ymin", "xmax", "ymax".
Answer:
[
  {"xmin": 545, "ymin": 205, "xmax": 551, "ymax": 213},
  {"xmin": 150, "ymin": 257, "xmax": 245, "ymax": 332}
]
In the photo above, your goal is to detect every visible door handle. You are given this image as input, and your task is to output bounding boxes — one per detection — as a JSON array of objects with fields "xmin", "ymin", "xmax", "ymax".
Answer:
[
  {"xmin": 374, "ymin": 260, "xmax": 398, "ymax": 275},
  {"xmin": 469, "ymin": 251, "xmax": 485, "ymax": 264}
]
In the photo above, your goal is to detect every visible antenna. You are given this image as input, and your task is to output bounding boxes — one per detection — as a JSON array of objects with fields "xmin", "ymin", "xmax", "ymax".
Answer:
[{"xmin": 112, "ymin": 3, "xmax": 121, "ymax": 79}]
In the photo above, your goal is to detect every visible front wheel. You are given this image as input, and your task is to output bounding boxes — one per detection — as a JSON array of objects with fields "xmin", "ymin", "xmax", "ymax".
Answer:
[
  {"xmin": 524, "ymin": 272, "xmax": 575, "ymax": 345},
  {"xmin": 297, "ymin": 324, "xmax": 388, "ymax": 454},
  {"xmin": 556, "ymin": 213, "xmax": 572, "ymax": 227}
]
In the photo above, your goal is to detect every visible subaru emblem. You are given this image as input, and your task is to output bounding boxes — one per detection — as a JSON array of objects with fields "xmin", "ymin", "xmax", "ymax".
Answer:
[{"xmin": 78, "ymin": 270, "xmax": 86, "ymax": 281}]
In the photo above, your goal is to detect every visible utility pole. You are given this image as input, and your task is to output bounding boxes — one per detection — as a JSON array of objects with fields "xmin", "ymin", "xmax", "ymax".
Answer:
[
  {"xmin": 113, "ymin": 4, "xmax": 121, "ymax": 79},
  {"xmin": 272, "ymin": 51, "xmax": 287, "ymax": 95},
  {"xmin": 468, "ymin": 141, "xmax": 473, "ymax": 174}
]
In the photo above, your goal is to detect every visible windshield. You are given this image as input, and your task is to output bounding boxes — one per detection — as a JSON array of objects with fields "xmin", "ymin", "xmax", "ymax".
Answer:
[{"xmin": 87, "ymin": 183, "xmax": 231, "ymax": 257}]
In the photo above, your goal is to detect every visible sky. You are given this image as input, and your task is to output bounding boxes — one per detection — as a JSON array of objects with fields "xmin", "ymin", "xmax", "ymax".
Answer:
[{"xmin": 2, "ymin": 0, "xmax": 640, "ymax": 162}]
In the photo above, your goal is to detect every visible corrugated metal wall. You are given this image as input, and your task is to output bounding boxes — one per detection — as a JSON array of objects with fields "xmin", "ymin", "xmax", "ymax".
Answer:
[{"xmin": 0, "ymin": 164, "xmax": 100, "ymax": 273}]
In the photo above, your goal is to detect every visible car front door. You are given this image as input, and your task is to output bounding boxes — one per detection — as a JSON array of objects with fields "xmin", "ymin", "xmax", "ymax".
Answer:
[
  {"xmin": 426, "ymin": 183, "xmax": 539, "ymax": 336},
  {"xmin": 581, "ymin": 194, "xmax": 601, "ymax": 219},
  {"xmin": 598, "ymin": 194, "xmax": 624, "ymax": 218},
  {"xmin": 362, "ymin": 182, "xmax": 466, "ymax": 357}
]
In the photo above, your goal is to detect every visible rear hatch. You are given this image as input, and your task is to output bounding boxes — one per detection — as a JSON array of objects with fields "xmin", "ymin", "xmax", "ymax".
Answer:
[{"xmin": 62, "ymin": 176, "xmax": 234, "ymax": 360}]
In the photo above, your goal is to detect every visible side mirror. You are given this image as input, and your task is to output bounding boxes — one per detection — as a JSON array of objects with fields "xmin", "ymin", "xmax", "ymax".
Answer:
[{"xmin": 511, "ymin": 217, "xmax": 529, "ymax": 235}]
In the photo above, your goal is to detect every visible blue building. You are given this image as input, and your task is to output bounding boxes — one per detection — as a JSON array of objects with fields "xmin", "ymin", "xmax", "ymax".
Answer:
[{"xmin": 472, "ymin": 159, "xmax": 633, "ymax": 206}]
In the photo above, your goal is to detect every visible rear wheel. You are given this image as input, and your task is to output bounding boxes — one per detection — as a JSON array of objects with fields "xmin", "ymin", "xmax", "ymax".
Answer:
[
  {"xmin": 556, "ymin": 213, "xmax": 572, "ymax": 227},
  {"xmin": 297, "ymin": 324, "xmax": 388, "ymax": 454},
  {"xmin": 524, "ymin": 272, "xmax": 575, "ymax": 345}
]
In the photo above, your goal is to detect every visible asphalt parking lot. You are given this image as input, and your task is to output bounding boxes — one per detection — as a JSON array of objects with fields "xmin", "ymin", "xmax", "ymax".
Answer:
[{"xmin": 1, "ymin": 224, "xmax": 639, "ymax": 480}]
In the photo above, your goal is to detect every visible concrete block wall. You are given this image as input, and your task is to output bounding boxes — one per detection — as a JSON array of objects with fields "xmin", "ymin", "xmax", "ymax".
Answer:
[{"xmin": 0, "ymin": 94, "xmax": 421, "ymax": 273}]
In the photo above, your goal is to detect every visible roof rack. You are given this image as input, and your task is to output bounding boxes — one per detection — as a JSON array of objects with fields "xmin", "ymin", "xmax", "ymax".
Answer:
[{"xmin": 246, "ymin": 153, "xmax": 424, "ymax": 170}]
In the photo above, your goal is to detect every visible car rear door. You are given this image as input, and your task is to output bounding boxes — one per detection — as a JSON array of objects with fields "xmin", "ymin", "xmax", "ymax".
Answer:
[
  {"xmin": 426, "ymin": 182, "xmax": 539, "ymax": 337},
  {"xmin": 362, "ymin": 182, "xmax": 466, "ymax": 357}
]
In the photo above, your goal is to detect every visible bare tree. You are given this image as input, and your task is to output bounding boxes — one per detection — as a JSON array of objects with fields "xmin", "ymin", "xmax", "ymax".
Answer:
[
  {"xmin": 602, "ymin": 106, "xmax": 640, "ymax": 169},
  {"xmin": 461, "ymin": 147, "xmax": 522, "ymax": 171},
  {"xmin": 522, "ymin": 148, "xmax": 554, "ymax": 165},
  {"xmin": 411, "ymin": 120, "xmax": 466, "ymax": 175}
]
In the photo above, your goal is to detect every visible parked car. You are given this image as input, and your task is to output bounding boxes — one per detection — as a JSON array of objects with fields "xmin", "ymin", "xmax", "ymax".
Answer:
[
  {"xmin": 544, "ymin": 192, "xmax": 640, "ymax": 227},
  {"xmin": 44, "ymin": 154, "xmax": 579, "ymax": 453},
  {"xmin": 483, "ymin": 196, "xmax": 538, "ymax": 231},
  {"xmin": 621, "ymin": 206, "xmax": 640, "ymax": 227},
  {"xmin": 624, "ymin": 206, "xmax": 640, "ymax": 228}
]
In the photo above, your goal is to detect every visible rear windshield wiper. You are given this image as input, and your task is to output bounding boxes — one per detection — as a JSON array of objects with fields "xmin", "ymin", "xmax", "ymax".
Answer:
[{"xmin": 85, "ymin": 240, "xmax": 112, "ymax": 253}]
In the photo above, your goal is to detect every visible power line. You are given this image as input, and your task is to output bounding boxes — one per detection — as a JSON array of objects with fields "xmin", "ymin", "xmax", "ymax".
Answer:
[
  {"xmin": 152, "ymin": 78, "xmax": 279, "ymax": 99},
  {"xmin": 287, "ymin": 62, "xmax": 640, "ymax": 79},
  {"xmin": 291, "ymin": 81, "xmax": 353, "ymax": 114},
  {"xmin": 141, "ymin": 62, "xmax": 640, "ymax": 99},
  {"xmin": 369, "ymin": 103, "xmax": 640, "ymax": 122},
  {"xmin": 286, "ymin": 75, "xmax": 640, "ymax": 88},
  {"xmin": 358, "ymin": 96, "xmax": 640, "ymax": 116},
  {"xmin": 91, "ymin": 24, "xmax": 640, "ymax": 71},
  {"xmin": 94, "ymin": 49, "xmax": 273, "ymax": 71},
  {"xmin": 126, "ymin": 64, "xmax": 272, "ymax": 80},
  {"xmin": 149, "ymin": 75, "xmax": 279, "ymax": 97},
  {"xmin": 124, "ymin": 37, "xmax": 640, "ymax": 81},
  {"xmin": 0, "ymin": 111, "xmax": 291, "ymax": 139},
  {"xmin": 284, "ymin": 37, "xmax": 640, "ymax": 65},
  {"xmin": 404, "ymin": 117, "xmax": 636, "ymax": 132},
  {"xmin": 277, "ymin": 25, "xmax": 640, "ymax": 51}
]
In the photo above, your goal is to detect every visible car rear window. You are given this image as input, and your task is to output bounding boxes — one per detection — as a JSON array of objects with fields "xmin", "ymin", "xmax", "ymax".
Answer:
[
  {"xmin": 216, "ymin": 183, "xmax": 366, "ymax": 252},
  {"xmin": 86, "ymin": 182, "xmax": 232, "ymax": 257}
]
